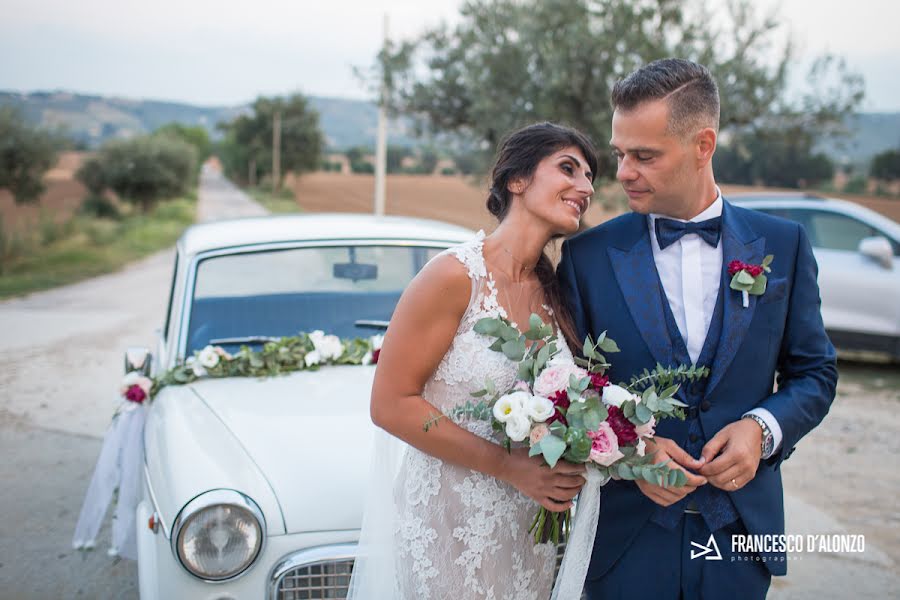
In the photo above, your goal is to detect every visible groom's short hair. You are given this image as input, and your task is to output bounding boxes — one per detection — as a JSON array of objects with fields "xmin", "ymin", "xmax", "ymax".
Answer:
[{"xmin": 611, "ymin": 58, "xmax": 720, "ymax": 139}]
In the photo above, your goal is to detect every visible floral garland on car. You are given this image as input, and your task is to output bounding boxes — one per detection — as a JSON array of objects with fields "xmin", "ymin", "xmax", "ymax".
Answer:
[
  {"xmin": 121, "ymin": 330, "xmax": 384, "ymax": 406},
  {"xmin": 73, "ymin": 330, "xmax": 383, "ymax": 559}
]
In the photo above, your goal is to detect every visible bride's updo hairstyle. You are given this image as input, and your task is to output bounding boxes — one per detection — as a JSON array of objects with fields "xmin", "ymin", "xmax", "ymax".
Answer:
[{"xmin": 486, "ymin": 121, "xmax": 598, "ymax": 351}]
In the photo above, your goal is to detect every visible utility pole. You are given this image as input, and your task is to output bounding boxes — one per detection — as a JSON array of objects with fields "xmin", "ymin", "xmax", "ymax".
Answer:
[
  {"xmin": 272, "ymin": 110, "xmax": 282, "ymax": 192},
  {"xmin": 374, "ymin": 14, "xmax": 389, "ymax": 216}
]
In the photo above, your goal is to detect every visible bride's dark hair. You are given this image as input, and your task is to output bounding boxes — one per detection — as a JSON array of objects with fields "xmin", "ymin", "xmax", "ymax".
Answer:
[{"xmin": 486, "ymin": 122, "xmax": 598, "ymax": 351}]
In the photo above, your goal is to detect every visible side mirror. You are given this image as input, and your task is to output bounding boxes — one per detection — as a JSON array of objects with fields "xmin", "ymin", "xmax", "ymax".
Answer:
[
  {"xmin": 125, "ymin": 347, "xmax": 153, "ymax": 375},
  {"xmin": 858, "ymin": 236, "xmax": 894, "ymax": 270}
]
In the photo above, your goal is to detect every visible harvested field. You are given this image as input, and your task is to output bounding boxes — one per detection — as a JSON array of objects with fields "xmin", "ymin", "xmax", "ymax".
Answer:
[
  {"xmin": 0, "ymin": 152, "xmax": 88, "ymax": 233},
  {"xmin": 289, "ymin": 172, "xmax": 617, "ymax": 233}
]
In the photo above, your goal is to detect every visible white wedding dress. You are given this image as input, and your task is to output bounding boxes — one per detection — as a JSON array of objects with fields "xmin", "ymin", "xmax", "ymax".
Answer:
[{"xmin": 349, "ymin": 232, "xmax": 578, "ymax": 600}]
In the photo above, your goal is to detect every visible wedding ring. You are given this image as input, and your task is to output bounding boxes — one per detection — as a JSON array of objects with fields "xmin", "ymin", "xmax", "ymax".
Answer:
[{"xmin": 731, "ymin": 478, "xmax": 738, "ymax": 489}]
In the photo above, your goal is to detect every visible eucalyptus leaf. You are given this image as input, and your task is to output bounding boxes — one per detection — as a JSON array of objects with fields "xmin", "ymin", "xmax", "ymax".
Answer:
[
  {"xmin": 635, "ymin": 402, "xmax": 652, "ymax": 423},
  {"xmin": 540, "ymin": 434, "xmax": 567, "ymax": 468},
  {"xmin": 474, "ymin": 317, "xmax": 502, "ymax": 335},
  {"xmin": 749, "ymin": 273, "xmax": 767, "ymax": 295}
]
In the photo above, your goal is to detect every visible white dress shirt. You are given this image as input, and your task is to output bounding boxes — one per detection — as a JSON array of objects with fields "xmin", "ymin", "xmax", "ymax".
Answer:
[{"xmin": 648, "ymin": 190, "xmax": 782, "ymax": 458}]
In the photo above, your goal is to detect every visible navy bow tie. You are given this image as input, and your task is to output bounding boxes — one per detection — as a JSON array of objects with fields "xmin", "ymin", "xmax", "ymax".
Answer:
[{"xmin": 654, "ymin": 216, "xmax": 722, "ymax": 250}]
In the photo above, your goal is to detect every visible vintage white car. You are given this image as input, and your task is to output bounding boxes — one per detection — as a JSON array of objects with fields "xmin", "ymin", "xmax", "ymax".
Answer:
[{"xmin": 132, "ymin": 213, "xmax": 474, "ymax": 598}]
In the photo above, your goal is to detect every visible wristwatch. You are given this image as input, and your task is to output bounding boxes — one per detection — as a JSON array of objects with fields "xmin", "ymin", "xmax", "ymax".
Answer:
[{"xmin": 743, "ymin": 413, "xmax": 774, "ymax": 458}]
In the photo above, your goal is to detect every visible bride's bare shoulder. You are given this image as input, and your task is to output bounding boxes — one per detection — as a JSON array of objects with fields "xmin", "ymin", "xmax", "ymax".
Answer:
[{"xmin": 400, "ymin": 252, "xmax": 472, "ymax": 314}]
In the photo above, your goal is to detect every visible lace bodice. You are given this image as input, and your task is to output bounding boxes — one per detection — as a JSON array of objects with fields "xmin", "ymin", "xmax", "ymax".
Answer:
[{"xmin": 392, "ymin": 231, "xmax": 573, "ymax": 599}]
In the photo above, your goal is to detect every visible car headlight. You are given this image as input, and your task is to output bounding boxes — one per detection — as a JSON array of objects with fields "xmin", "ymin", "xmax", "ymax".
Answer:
[{"xmin": 172, "ymin": 490, "xmax": 265, "ymax": 581}]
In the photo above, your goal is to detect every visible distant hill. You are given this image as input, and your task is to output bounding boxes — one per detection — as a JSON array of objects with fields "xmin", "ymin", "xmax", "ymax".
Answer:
[
  {"xmin": 0, "ymin": 90, "xmax": 419, "ymax": 150},
  {"xmin": 2, "ymin": 90, "xmax": 899, "ymax": 163}
]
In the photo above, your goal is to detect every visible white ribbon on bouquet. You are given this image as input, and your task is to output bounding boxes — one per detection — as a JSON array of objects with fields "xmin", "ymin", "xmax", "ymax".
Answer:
[
  {"xmin": 71, "ymin": 401, "xmax": 146, "ymax": 560},
  {"xmin": 551, "ymin": 467, "xmax": 609, "ymax": 600}
]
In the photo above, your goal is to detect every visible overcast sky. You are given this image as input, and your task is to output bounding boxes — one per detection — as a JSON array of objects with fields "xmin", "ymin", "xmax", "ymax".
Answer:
[{"xmin": 1, "ymin": 0, "xmax": 898, "ymax": 111}]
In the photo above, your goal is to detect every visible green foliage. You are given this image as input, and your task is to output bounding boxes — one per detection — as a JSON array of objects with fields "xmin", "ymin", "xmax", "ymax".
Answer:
[
  {"xmin": 218, "ymin": 94, "xmax": 324, "ymax": 185},
  {"xmin": 870, "ymin": 149, "xmax": 900, "ymax": 182},
  {"xmin": 367, "ymin": 0, "xmax": 862, "ymax": 178},
  {"xmin": 0, "ymin": 195, "xmax": 195, "ymax": 298},
  {"xmin": 154, "ymin": 123, "xmax": 212, "ymax": 164},
  {"xmin": 154, "ymin": 333, "xmax": 379, "ymax": 400},
  {"xmin": 715, "ymin": 133, "xmax": 836, "ymax": 188},
  {"xmin": 843, "ymin": 175, "xmax": 868, "ymax": 194},
  {"xmin": 78, "ymin": 134, "xmax": 197, "ymax": 212},
  {"xmin": 79, "ymin": 194, "xmax": 120, "ymax": 219},
  {"xmin": 625, "ymin": 363, "xmax": 710, "ymax": 395},
  {"xmin": 0, "ymin": 107, "xmax": 60, "ymax": 203}
]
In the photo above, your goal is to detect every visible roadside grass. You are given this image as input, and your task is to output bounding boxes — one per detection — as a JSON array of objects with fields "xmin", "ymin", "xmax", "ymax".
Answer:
[
  {"xmin": 0, "ymin": 195, "xmax": 195, "ymax": 299},
  {"xmin": 248, "ymin": 186, "xmax": 302, "ymax": 213}
]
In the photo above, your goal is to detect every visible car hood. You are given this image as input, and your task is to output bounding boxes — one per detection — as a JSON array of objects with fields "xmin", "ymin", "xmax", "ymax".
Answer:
[{"xmin": 189, "ymin": 366, "xmax": 379, "ymax": 534}]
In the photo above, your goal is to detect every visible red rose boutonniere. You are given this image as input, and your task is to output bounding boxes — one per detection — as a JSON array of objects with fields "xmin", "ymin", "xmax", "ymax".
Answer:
[{"xmin": 728, "ymin": 255, "xmax": 773, "ymax": 307}]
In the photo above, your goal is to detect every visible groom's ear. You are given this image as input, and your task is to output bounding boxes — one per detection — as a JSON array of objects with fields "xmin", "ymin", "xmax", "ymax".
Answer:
[{"xmin": 695, "ymin": 127, "xmax": 717, "ymax": 168}]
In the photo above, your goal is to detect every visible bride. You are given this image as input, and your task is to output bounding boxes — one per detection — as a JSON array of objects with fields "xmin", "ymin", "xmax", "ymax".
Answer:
[{"xmin": 349, "ymin": 122, "xmax": 598, "ymax": 599}]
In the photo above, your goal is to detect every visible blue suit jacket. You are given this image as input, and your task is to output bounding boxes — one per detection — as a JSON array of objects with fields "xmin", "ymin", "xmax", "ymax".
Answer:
[{"xmin": 558, "ymin": 200, "xmax": 838, "ymax": 577}]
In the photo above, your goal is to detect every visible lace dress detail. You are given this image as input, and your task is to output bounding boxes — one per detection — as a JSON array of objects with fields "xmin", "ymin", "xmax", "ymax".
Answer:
[{"xmin": 393, "ymin": 231, "xmax": 573, "ymax": 599}]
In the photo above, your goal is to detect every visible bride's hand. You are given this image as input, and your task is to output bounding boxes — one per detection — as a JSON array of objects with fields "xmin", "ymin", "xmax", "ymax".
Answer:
[{"xmin": 500, "ymin": 448, "xmax": 587, "ymax": 512}]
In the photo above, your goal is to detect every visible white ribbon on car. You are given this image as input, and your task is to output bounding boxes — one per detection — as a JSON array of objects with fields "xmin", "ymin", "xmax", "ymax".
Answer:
[
  {"xmin": 71, "ymin": 401, "xmax": 146, "ymax": 560},
  {"xmin": 551, "ymin": 467, "xmax": 609, "ymax": 600}
]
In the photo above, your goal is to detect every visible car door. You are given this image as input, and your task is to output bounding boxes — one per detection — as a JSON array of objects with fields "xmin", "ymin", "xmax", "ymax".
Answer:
[{"xmin": 786, "ymin": 207, "xmax": 900, "ymax": 338}]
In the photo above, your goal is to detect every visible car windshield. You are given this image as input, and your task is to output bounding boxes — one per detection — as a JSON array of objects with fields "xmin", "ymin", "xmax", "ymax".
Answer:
[{"xmin": 186, "ymin": 244, "xmax": 445, "ymax": 354}]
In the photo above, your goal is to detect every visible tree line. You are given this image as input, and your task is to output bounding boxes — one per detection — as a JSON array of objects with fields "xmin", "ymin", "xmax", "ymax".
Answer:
[{"xmin": 4, "ymin": 0, "xmax": 900, "ymax": 204}]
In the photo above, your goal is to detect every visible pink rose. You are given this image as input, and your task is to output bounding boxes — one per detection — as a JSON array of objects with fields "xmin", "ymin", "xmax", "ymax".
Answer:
[
  {"xmin": 529, "ymin": 423, "xmax": 550, "ymax": 446},
  {"xmin": 588, "ymin": 421, "xmax": 625, "ymax": 466},
  {"xmin": 634, "ymin": 415, "xmax": 656, "ymax": 438},
  {"xmin": 533, "ymin": 364, "xmax": 588, "ymax": 398}
]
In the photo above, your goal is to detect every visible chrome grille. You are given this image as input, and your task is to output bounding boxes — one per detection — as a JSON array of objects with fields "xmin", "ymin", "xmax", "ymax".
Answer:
[{"xmin": 276, "ymin": 559, "xmax": 353, "ymax": 599}]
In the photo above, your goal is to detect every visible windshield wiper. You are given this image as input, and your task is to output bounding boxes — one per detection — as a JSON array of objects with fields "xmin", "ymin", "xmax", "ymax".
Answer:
[
  {"xmin": 209, "ymin": 336, "xmax": 283, "ymax": 345},
  {"xmin": 354, "ymin": 320, "xmax": 390, "ymax": 330}
]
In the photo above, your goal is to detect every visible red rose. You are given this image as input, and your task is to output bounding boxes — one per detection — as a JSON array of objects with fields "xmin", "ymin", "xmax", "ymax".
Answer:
[
  {"xmin": 589, "ymin": 373, "xmax": 609, "ymax": 392},
  {"xmin": 547, "ymin": 389, "xmax": 570, "ymax": 426},
  {"xmin": 746, "ymin": 265, "xmax": 764, "ymax": 277},
  {"xmin": 372, "ymin": 348, "xmax": 381, "ymax": 364},
  {"xmin": 125, "ymin": 384, "xmax": 146, "ymax": 404},
  {"xmin": 727, "ymin": 260, "xmax": 746, "ymax": 276},
  {"xmin": 606, "ymin": 405, "xmax": 638, "ymax": 445}
]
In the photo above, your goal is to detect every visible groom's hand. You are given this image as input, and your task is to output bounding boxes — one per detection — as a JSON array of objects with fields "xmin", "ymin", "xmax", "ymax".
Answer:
[
  {"xmin": 699, "ymin": 419, "xmax": 763, "ymax": 491},
  {"xmin": 635, "ymin": 437, "xmax": 707, "ymax": 507}
]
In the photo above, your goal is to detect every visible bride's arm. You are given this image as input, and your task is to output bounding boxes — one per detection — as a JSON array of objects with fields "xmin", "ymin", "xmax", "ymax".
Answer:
[{"xmin": 371, "ymin": 254, "xmax": 584, "ymax": 512}]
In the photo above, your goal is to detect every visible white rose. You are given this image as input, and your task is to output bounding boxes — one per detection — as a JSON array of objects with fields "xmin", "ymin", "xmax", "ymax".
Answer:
[
  {"xmin": 602, "ymin": 384, "xmax": 640, "ymax": 408},
  {"xmin": 492, "ymin": 391, "xmax": 528, "ymax": 423},
  {"xmin": 198, "ymin": 345, "xmax": 220, "ymax": 369},
  {"xmin": 362, "ymin": 351, "xmax": 374, "ymax": 365},
  {"xmin": 525, "ymin": 395, "xmax": 555, "ymax": 423},
  {"xmin": 370, "ymin": 334, "xmax": 384, "ymax": 351},
  {"xmin": 505, "ymin": 413, "xmax": 531, "ymax": 442},
  {"xmin": 304, "ymin": 350, "xmax": 321, "ymax": 367},
  {"xmin": 185, "ymin": 356, "xmax": 206, "ymax": 377},
  {"xmin": 309, "ymin": 330, "xmax": 343, "ymax": 361}
]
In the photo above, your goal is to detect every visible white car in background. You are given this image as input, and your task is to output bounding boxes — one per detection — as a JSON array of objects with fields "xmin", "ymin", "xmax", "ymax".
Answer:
[
  {"xmin": 731, "ymin": 194, "xmax": 900, "ymax": 360},
  {"xmin": 132, "ymin": 214, "xmax": 474, "ymax": 598}
]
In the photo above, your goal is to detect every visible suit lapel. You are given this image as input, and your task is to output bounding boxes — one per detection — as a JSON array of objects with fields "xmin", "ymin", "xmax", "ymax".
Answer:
[
  {"xmin": 608, "ymin": 214, "xmax": 675, "ymax": 368},
  {"xmin": 705, "ymin": 202, "xmax": 766, "ymax": 396}
]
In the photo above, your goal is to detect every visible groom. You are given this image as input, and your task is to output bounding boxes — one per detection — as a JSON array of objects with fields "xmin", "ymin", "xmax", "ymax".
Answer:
[{"xmin": 558, "ymin": 58, "xmax": 838, "ymax": 599}]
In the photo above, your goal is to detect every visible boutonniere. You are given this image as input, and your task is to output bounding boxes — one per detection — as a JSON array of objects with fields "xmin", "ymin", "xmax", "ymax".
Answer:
[{"xmin": 728, "ymin": 255, "xmax": 773, "ymax": 308}]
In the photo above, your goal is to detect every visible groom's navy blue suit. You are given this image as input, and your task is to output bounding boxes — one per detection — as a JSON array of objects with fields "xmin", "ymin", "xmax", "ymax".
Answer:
[{"xmin": 558, "ymin": 200, "xmax": 838, "ymax": 599}]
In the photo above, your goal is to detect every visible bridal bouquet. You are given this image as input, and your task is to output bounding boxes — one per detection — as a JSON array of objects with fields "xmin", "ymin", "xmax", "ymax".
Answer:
[{"xmin": 426, "ymin": 314, "xmax": 708, "ymax": 545}]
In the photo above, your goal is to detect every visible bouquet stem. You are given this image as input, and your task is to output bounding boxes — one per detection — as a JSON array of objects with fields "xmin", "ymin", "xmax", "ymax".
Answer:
[{"xmin": 528, "ymin": 506, "xmax": 570, "ymax": 545}]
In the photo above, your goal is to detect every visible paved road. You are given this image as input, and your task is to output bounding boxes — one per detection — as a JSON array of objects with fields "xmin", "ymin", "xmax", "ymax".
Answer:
[{"xmin": 0, "ymin": 168, "xmax": 266, "ymax": 599}]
